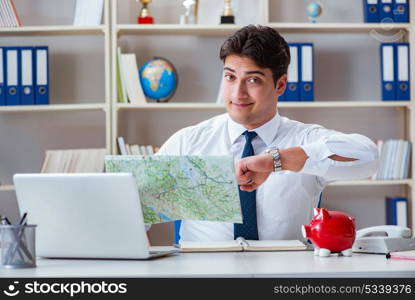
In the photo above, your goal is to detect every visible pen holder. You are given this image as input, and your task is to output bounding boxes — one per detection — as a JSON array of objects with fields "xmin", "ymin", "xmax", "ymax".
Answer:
[{"xmin": 0, "ymin": 224, "xmax": 37, "ymax": 268}]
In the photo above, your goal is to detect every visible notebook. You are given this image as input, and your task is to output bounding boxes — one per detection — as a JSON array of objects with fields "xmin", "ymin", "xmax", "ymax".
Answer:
[{"xmin": 179, "ymin": 237, "xmax": 307, "ymax": 252}]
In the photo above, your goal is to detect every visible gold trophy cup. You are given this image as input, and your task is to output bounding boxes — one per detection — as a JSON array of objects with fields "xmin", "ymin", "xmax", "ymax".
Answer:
[{"xmin": 137, "ymin": 0, "xmax": 154, "ymax": 24}]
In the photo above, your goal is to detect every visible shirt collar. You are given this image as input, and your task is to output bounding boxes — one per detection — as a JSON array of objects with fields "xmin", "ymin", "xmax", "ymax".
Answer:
[{"xmin": 227, "ymin": 113, "xmax": 281, "ymax": 147}]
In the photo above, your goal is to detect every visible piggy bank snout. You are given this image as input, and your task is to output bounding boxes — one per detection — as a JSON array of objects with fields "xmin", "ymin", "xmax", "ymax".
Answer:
[{"xmin": 302, "ymin": 225, "xmax": 311, "ymax": 239}]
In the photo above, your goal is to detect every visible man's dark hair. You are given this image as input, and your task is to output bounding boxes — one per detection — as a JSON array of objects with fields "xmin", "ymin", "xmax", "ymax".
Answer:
[{"xmin": 219, "ymin": 25, "xmax": 290, "ymax": 86}]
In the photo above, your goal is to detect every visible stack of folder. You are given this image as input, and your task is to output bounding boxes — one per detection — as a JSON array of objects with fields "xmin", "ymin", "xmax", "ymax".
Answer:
[
  {"xmin": 279, "ymin": 43, "xmax": 314, "ymax": 102},
  {"xmin": 363, "ymin": 0, "xmax": 409, "ymax": 23},
  {"xmin": 0, "ymin": 0, "xmax": 21, "ymax": 27},
  {"xmin": 0, "ymin": 46, "xmax": 49, "ymax": 106},
  {"xmin": 380, "ymin": 43, "xmax": 410, "ymax": 101}
]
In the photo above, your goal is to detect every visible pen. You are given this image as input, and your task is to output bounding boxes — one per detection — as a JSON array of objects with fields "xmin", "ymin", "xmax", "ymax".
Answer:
[
  {"xmin": 6, "ymin": 212, "xmax": 33, "ymax": 264},
  {"xmin": 0, "ymin": 215, "xmax": 11, "ymax": 225},
  {"xmin": 19, "ymin": 212, "xmax": 28, "ymax": 226}
]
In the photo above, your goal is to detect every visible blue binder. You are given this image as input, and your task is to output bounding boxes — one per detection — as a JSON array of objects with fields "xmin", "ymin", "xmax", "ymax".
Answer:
[
  {"xmin": 363, "ymin": 0, "xmax": 380, "ymax": 23},
  {"xmin": 393, "ymin": 0, "xmax": 409, "ymax": 23},
  {"xmin": 278, "ymin": 90, "xmax": 286, "ymax": 101},
  {"xmin": 0, "ymin": 47, "xmax": 5, "ymax": 106},
  {"xmin": 34, "ymin": 46, "xmax": 49, "ymax": 105},
  {"xmin": 300, "ymin": 43, "xmax": 314, "ymax": 101},
  {"xmin": 386, "ymin": 197, "xmax": 407, "ymax": 227},
  {"xmin": 395, "ymin": 43, "xmax": 410, "ymax": 101},
  {"xmin": 20, "ymin": 47, "xmax": 35, "ymax": 105},
  {"xmin": 379, "ymin": 0, "xmax": 394, "ymax": 22},
  {"xmin": 380, "ymin": 43, "xmax": 396, "ymax": 101},
  {"xmin": 285, "ymin": 43, "xmax": 300, "ymax": 101},
  {"xmin": 5, "ymin": 47, "xmax": 20, "ymax": 106}
]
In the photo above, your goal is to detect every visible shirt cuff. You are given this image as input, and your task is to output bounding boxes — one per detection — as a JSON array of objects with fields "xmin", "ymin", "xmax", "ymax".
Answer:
[
  {"xmin": 300, "ymin": 142, "xmax": 335, "ymax": 161},
  {"xmin": 300, "ymin": 156, "xmax": 331, "ymax": 177},
  {"xmin": 299, "ymin": 142, "xmax": 335, "ymax": 177}
]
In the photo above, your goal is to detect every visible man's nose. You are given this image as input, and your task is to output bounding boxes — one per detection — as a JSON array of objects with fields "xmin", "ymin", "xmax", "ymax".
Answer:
[{"xmin": 232, "ymin": 81, "xmax": 249, "ymax": 100}]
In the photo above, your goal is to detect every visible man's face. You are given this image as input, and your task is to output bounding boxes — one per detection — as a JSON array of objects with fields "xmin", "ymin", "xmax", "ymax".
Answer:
[{"xmin": 223, "ymin": 54, "xmax": 287, "ymax": 130}]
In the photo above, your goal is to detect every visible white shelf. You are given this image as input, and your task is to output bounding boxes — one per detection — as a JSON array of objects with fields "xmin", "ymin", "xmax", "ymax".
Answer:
[
  {"xmin": 116, "ymin": 101, "xmax": 411, "ymax": 111},
  {"xmin": 116, "ymin": 24, "xmax": 243, "ymax": 36},
  {"xmin": 0, "ymin": 25, "xmax": 106, "ymax": 35},
  {"xmin": 116, "ymin": 23, "xmax": 411, "ymax": 35},
  {"xmin": 267, "ymin": 22, "xmax": 411, "ymax": 33},
  {"xmin": 0, "ymin": 185, "xmax": 14, "ymax": 192},
  {"xmin": 0, "ymin": 104, "xmax": 107, "ymax": 113},
  {"xmin": 117, "ymin": 103, "xmax": 225, "ymax": 110},
  {"xmin": 328, "ymin": 179, "xmax": 412, "ymax": 187}
]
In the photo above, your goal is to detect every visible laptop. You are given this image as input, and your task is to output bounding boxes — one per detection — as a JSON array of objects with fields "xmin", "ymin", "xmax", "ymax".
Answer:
[{"xmin": 13, "ymin": 173, "xmax": 179, "ymax": 259}]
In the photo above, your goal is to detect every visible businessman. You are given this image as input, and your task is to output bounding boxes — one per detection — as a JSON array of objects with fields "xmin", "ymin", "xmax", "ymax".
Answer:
[{"xmin": 157, "ymin": 25, "xmax": 379, "ymax": 242}]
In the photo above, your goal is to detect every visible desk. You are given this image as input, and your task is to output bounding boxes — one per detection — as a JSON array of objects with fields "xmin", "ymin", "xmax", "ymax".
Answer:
[{"xmin": 1, "ymin": 249, "xmax": 414, "ymax": 278}]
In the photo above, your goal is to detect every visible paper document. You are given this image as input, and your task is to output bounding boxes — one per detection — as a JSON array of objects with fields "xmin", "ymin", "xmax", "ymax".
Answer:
[{"xmin": 105, "ymin": 155, "xmax": 242, "ymax": 225}]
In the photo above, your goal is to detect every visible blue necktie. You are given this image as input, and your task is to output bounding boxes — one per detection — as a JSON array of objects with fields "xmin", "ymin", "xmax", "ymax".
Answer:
[{"xmin": 234, "ymin": 130, "xmax": 259, "ymax": 240}]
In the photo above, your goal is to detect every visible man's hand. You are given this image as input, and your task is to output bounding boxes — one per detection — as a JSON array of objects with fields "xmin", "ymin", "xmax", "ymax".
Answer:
[{"xmin": 235, "ymin": 154, "xmax": 274, "ymax": 192}]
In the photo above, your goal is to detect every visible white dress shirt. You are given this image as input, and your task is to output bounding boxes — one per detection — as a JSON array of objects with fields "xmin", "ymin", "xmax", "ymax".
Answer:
[{"xmin": 157, "ymin": 113, "xmax": 379, "ymax": 242}]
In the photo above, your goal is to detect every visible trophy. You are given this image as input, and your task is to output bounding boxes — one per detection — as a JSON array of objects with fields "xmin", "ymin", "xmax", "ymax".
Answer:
[
  {"xmin": 180, "ymin": 0, "xmax": 199, "ymax": 25},
  {"xmin": 137, "ymin": 0, "xmax": 154, "ymax": 24},
  {"xmin": 220, "ymin": 0, "xmax": 235, "ymax": 24}
]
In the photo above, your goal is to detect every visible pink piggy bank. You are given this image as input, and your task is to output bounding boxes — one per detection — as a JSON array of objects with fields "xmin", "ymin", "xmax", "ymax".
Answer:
[{"xmin": 302, "ymin": 208, "xmax": 356, "ymax": 257}]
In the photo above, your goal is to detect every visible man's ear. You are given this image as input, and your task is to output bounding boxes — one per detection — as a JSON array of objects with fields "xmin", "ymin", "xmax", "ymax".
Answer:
[{"xmin": 275, "ymin": 74, "xmax": 287, "ymax": 97}]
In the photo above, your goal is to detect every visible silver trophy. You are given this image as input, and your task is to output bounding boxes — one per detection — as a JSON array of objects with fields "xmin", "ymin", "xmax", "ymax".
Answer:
[{"xmin": 180, "ymin": 0, "xmax": 199, "ymax": 24}]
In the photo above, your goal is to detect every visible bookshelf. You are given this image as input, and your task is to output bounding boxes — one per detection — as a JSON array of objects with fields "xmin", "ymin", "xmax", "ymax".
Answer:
[
  {"xmin": 0, "ymin": 0, "xmax": 111, "ymax": 193},
  {"xmin": 111, "ymin": 0, "xmax": 414, "ymax": 240}
]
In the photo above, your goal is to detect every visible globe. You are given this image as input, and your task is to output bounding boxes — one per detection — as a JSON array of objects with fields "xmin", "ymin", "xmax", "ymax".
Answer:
[
  {"xmin": 139, "ymin": 57, "xmax": 178, "ymax": 102},
  {"xmin": 306, "ymin": 2, "xmax": 323, "ymax": 23}
]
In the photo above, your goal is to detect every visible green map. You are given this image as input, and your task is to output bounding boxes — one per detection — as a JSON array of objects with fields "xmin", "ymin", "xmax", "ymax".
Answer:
[{"xmin": 105, "ymin": 155, "xmax": 242, "ymax": 225}]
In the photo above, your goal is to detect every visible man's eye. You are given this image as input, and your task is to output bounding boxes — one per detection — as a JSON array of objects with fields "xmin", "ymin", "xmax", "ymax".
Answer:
[
  {"xmin": 248, "ymin": 77, "xmax": 260, "ymax": 84},
  {"xmin": 224, "ymin": 74, "xmax": 234, "ymax": 81}
]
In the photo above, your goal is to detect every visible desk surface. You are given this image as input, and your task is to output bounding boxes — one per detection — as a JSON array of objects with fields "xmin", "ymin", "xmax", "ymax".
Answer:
[{"xmin": 2, "ymin": 249, "xmax": 415, "ymax": 278}]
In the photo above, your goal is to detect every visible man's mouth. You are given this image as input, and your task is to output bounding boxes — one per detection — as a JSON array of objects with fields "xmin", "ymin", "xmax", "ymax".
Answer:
[{"xmin": 231, "ymin": 102, "xmax": 254, "ymax": 108}]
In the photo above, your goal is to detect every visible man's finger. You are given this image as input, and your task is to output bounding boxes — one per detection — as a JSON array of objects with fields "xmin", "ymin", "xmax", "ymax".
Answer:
[
  {"xmin": 236, "ymin": 171, "xmax": 253, "ymax": 185},
  {"xmin": 239, "ymin": 182, "xmax": 259, "ymax": 192},
  {"xmin": 235, "ymin": 160, "xmax": 249, "ymax": 177}
]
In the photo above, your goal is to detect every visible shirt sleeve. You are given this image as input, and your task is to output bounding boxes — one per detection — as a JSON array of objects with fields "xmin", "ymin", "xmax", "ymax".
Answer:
[{"xmin": 298, "ymin": 126, "xmax": 379, "ymax": 181}]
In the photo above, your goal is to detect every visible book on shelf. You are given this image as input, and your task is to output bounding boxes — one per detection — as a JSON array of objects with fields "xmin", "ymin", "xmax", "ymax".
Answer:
[
  {"xmin": 116, "ymin": 136, "xmax": 158, "ymax": 156},
  {"xmin": 375, "ymin": 139, "xmax": 411, "ymax": 180},
  {"xmin": 116, "ymin": 47, "xmax": 128, "ymax": 104},
  {"xmin": 178, "ymin": 238, "xmax": 307, "ymax": 253},
  {"xmin": 73, "ymin": 0, "xmax": 104, "ymax": 26},
  {"xmin": 386, "ymin": 250, "xmax": 415, "ymax": 261},
  {"xmin": 117, "ymin": 136, "xmax": 128, "ymax": 155},
  {"xmin": 41, "ymin": 148, "xmax": 108, "ymax": 173},
  {"xmin": 120, "ymin": 52, "xmax": 147, "ymax": 105},
  {"xmin": 0, "ymin": 0, "xmax": 22, "ymax": 27}
]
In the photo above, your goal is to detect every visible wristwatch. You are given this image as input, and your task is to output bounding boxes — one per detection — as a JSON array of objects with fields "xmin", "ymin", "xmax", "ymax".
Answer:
[{"xmin": 265, "ymin": 147, "xmax": 282, "ymax": 172}]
